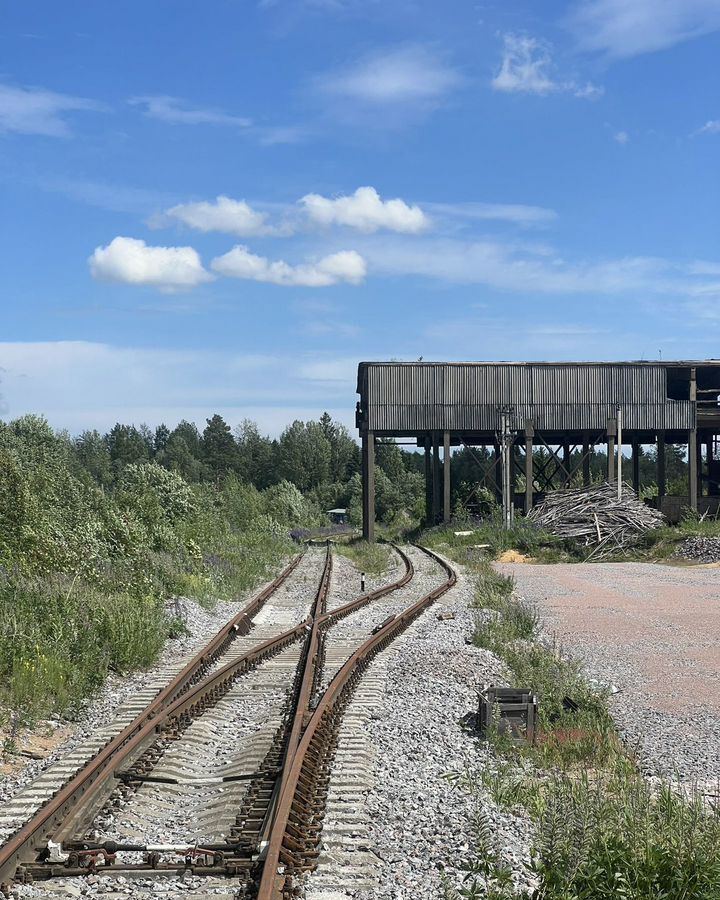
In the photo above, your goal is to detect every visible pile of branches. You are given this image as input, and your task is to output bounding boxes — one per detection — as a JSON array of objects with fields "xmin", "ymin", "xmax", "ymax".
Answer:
[{"xmin": 527, "ymin": 482, "xmax": 664, "ymax": 559}]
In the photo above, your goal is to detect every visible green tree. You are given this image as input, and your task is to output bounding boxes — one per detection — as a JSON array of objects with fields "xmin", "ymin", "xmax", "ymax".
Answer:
[
  {"xmin": 202, "ymin": 414, "xmax": 238, "ymax": 479},
  {"xmin": 278, "ymin": 420, "xmax": 331, "ymax": 491},
  {"xmin": 154, "ymin": 423, "xmax": 171, "ymax": 456},
  {"xmin": 319, "ymin": 412, "xmax": 360, "ymax": 482},
  {"xmin": 73, "ymin": 430, "xmax": 113, "ymax": 487},
  {"xmin": 106, "ymin": 423, "xmax": 151, "ymax": 472},
  {"xmin": 235, "ymin": 419, "xmax": 277, "ymax": 488}
]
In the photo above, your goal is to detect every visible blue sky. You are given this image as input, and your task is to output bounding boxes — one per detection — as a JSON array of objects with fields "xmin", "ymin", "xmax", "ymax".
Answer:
[{"xmin": 2, "ymin": 0, "xmax": 720, "ymax": 435}]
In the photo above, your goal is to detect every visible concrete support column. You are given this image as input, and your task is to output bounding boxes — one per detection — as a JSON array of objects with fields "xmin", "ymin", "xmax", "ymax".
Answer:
[
  {"xmin": 432, "ymin": 431, "xmax": 441, "ymax": 525},
  {"xmin": 607, "ymin": 418, "xmax": 617, "ymax": 483},
  {"xmin": 632, "ymin": 440, "xmax": 640, "ymax": 494},
  {"xmin": 443, "ymin": 431, "xmax": 451, "ymax": 524},
  {"xmin": 582, "ymin": 431, "xmax": 591, "ymax": 487},
  {"xmin": 657, "ymin": 433, "xmax": 666, "ymax": 499},
  {"xmin": 524, "ymin": 421, "xmax": 534, "ymax": 514},
  {"xmin": 424, "ymin": 436, "xmax": 432, "ymax": 526},
  {"xmin": 362, "ymin": 431, "xmax": 375, "ymax": 542}
]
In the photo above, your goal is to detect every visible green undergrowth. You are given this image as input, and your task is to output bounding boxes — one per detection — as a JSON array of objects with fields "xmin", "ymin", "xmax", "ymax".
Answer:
[
  {"xmin": 335, "ymin": 538, "xmax": 391, "ymax": 575},
  {"xmin": 446, "ymin": 561, "xmax": 720, "ymax": 899},
  {"xmin": 419, "ymin": 519, "xmax": 570, "ymax": 566}
]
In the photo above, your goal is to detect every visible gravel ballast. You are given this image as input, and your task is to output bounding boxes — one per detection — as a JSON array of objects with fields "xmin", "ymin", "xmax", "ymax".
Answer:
[{"xmin": 306, "ymin": 552, "xmax": 534, "ymax": 900}]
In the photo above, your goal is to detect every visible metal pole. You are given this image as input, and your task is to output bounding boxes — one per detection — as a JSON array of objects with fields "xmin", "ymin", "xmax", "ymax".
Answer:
[{"xmin": 616, "ymin": 405, "xmax": 623, "ymax": 499}]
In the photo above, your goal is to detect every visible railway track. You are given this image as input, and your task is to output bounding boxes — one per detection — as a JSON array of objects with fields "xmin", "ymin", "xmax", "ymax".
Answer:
[{"xmin": 0, "ymin": 542, "xmax": 456, "ymax": 899}]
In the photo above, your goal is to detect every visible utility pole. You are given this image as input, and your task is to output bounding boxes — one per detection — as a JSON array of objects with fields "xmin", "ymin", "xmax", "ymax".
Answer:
[
  {"xmin": 616, "ymin": 405, "xmax": 623, "ymax": 499},
  {"xmin": 498, "ymin": 406, "xmax": 515, "ymax": 530}
]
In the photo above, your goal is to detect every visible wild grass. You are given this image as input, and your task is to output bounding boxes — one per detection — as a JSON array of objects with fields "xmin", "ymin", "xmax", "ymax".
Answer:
[
  {"xmin": 0, "ymin": 576, "xmax": 167, "ymax": 727},
  {"xmin": 420, "ymin": 518, "xmax": 565, "ymax": 567},
  {"xmin": 447, "ymin": 560, "xmax": 720, "ymax": 899},
  {"xmin": 335, "ymin": 538, "xmax": 391, "ymax": 575}
]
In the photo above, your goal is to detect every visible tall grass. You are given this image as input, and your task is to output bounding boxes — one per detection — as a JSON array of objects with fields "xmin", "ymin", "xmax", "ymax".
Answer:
[
  {"xmin": 335, "ymin": 539, "xmax": 391, "ymax": 575},
  {"xmin": 0, "ymin": 576, "xmax": 166, "ymax": 726}
]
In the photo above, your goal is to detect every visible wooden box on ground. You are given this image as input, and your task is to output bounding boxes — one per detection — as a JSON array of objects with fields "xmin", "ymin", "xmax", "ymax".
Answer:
[{"xmin": 478, "ymin": 686, "xmax": 538, "ymax": 745}]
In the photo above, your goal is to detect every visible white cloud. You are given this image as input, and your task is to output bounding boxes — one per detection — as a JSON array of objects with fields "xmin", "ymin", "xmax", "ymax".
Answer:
[
  {"xmin": 565, "ymin": 0, "xmax": 720, "ymax": 58},
  {"xmin": 154, "ymin": 196, "xmax": 278, "ymax": 236},
  {"xmin": 129, "ymin": 95, "xmax": 252, "ymax": 127},
  {"xmin": 492, "ymin": 33, "xmax": 602, "ymax": 98},
  {"xmin": 88, "ymin": 236, "xmax": 213, "ymax": 291},
  {"xmin": 694, "ymin": 119, "xmax": 720, "ymax": 135},
  {"xmin": 211, "ymin": 246, "xmax": 366, "ymax": 286},
  {"xmin": 317, "ymin": 45, "xmax": 462, "ymax": 104},
  {"xmin": 614, "ymin": 130, "xmax": 629, "ymax": 144},
  {"xmin": 301, "ymin": 186, "xmax": 429, "ymax": 233},
  {"xmin": 424, "ymin": 201, "xmax": 557, "ymax": 226},
  {"xmin": 0, "ymin": 83, "xmax": 103, "ymax": 137},
  {"xmin": 359, "ymin": 234, "xmax": 720, "ymax": 298}
]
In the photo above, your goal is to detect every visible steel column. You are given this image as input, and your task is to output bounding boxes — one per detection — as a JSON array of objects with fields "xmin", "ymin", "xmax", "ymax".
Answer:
[{"xmin": 582, "ymin": 430, "xmax": 591, "ymax": 486}]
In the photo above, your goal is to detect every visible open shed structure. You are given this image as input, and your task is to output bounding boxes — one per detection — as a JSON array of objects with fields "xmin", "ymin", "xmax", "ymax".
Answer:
[{"xmin": 356, "ymin": 361, "xmax": 720, "ymax": 540}]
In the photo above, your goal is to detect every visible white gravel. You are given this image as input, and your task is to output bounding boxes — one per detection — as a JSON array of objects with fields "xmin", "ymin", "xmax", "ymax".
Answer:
[{"xmin": 307, "ymin": 552, "xmax": 535, "ymax": 900}]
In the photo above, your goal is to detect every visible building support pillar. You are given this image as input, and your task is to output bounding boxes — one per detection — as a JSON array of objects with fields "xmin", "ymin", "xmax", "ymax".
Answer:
[
  {"xmin": 524, "ymin": 421, "xmax": 534, "ymax": 514},
  {"xmin": 607, "ymin": 418, "xmax": 617, "ymax": 483},
  {"xmin": 632, "ymin": 440, "xmax": 640, "ymax": 495},
  {"xmin": 582, "ymin": 430, "xmax": 591, "ymax": 486},
  {"xmin": 443, "ymin": 431, "xmax": 451, "ymax": 524},
  {"xmin": 432, "ymin": 431, "xmax": 441, "ymax": 525},
  {"xmin": 657, "ymin": 433, "xmax": 666, "ymax": 499},
  {"xmin": 424, "ymin": 435, "xmax": 432, "ymax": 526},
  {"xmin": 362, "ymin": 431, "xmax": 375, "ymax": 542}
]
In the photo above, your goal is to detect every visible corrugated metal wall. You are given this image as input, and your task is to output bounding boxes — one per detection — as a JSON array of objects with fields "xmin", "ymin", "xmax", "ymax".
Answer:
[{"xmin": 362, "ymin": 363, "xmax": 694, "ymax": 432}]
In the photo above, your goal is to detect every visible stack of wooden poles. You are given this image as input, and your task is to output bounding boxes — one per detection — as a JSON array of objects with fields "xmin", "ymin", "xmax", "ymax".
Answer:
[{"xmin": 527, "ymin": 482, "xmax": 665, "ymax": 559}]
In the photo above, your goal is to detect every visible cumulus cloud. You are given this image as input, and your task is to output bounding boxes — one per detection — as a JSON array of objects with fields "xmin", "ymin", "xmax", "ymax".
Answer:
[
  {"xmin": 153, "ymin": 196, "xmax": 277, "ymax": 236},
  {"xmin": 88, "ymin": 236, "xmax": 213, "ymax": 291},
  {"xmin": 492, "ymin": 34, "xmax": 602, "ymax": 98},
  {"xmin": 565, "ymin": 0, "xmax": 720, "ymax": 58},
  {"xmin": 317, "ymin": 45, "xmax": 462, "ymax": 104},
  {"xmin": 614, "ymin": 130, "xmax": 629, "ymax": 144},
  {"xmin": 211, "ymin": 245, "xmax": 366, "ymax": 286},
  {"xmin": 129, "ymin": 95, "xmax": 252, "ymax": 127},
  {"xmin": 300, "ymin": 186, "xmax": 429, "ymax": 233},
  {"xmin": 0, "ymin": 83, "xmax": 104, "ymax": 137}
]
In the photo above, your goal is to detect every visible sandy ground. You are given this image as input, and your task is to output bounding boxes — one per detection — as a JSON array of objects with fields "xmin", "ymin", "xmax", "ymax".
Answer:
[{"xmin": 499, "ymin": 561, "xmax": 720, "ymax": 779}]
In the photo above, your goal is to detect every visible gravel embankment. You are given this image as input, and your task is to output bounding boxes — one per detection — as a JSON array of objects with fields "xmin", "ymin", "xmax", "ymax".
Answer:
[
  {"xmin": 502, "ymin": 560, "xmax": 720, "ymax": 782},
  {"xmin": 306, "ymin": 553, "xmax": 534, "ymax": 900}
]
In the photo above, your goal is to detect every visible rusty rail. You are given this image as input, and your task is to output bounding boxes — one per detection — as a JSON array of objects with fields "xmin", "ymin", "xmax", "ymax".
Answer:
[
  {"xmin": 0, "ymin": 543, "xmax": 414, "ymax": 890},
  {"xmin": 0, "ymin": 552, "xmax": 305, "ymax": 889},
  {"xmin": 255, "ymin": 544, "xmax": 456, "ymax": 899}
]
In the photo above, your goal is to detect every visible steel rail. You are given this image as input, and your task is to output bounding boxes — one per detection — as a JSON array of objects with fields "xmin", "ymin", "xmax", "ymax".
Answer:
[
  {"xmin": 0, "ymin": 543, "xmax": 413, "ymax": 889},
  {"xmin": 255, "ymin": 545, "xmax": 456, "ymax": 900},
  {"xmin": 0, "ymin": 552, "xmax": 306, "ymax": 889}
]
